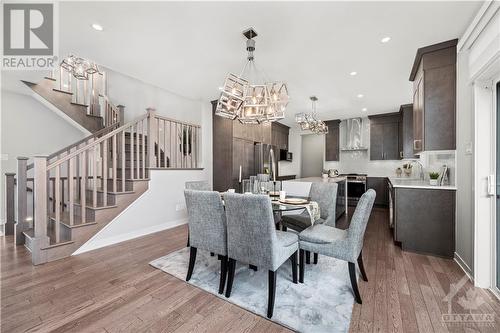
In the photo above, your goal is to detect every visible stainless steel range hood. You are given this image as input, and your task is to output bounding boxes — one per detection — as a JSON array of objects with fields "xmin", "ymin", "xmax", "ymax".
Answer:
[{"xmin": 340, "ymin": 118, "xmax": 368, "ymax": 151}]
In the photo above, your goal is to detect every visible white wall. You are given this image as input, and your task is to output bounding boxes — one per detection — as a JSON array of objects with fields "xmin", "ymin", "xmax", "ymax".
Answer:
[
  {"xmin": 74, "ymin": 71, "xmax": 213, "ymax": 254},
  {"xmin": 455, "ymin": 49, "xmax": 474, "ymax": 275},
  {"xmin": 279, "ymin": 126, "xmax": 301, "ymax": 177},
  {"xmin": 0, "ymin": 89, "xmax": 86, "ymax": 225}
]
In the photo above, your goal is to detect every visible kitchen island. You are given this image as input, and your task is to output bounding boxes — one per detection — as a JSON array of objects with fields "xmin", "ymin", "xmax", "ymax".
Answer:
[{"xmin": 282, "ymin": 177, "xmax": 348, "ymax": 220}]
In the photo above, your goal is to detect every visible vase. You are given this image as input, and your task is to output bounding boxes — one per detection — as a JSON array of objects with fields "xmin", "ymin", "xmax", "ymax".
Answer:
[{"xmin": 429, "ymin": 179, "xmax": 438, "ymax": 186}]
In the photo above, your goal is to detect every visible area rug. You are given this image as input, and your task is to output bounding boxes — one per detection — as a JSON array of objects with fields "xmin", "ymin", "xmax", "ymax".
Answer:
[{"xmin": 150, "ymin": 247, "xmax": 355, "ymax": 332}]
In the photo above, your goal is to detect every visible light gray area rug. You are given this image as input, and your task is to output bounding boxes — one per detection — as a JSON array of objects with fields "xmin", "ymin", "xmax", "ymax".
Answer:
[{"xmin": 150, "ymin": 247, "xmax": 355, "ymax": 332}]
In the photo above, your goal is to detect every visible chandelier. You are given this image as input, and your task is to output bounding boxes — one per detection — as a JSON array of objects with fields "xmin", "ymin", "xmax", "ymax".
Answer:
[
  {"xmin": 215, "ymin": 28, "xmax": 289, "ymax": 124},
  {"xmin": 61, "ymin": 55, "xmax": 101, "ymax": 80},
  {"xmin": 295, "ymin": 96, "xmax": 328, "ymax": 134}
]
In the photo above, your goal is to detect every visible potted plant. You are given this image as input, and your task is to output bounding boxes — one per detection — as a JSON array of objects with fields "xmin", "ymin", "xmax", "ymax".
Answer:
[
  {"xmin": 403, "ymin": 163, "xmax": 412, "ymax": 177},
  {"xmin": 429, "ymin": 172, "xmax": 440, "ymax": 186}
]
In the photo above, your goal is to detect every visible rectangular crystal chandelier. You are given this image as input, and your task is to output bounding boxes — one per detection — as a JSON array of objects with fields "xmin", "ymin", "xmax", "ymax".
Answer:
[{"xmin": 215, "ymin": 74, "xmax": 248, "ymax": 119}]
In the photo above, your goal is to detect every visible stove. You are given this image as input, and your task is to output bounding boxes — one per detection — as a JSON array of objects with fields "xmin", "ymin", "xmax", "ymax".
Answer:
[{"xmin": 339, "ymin": 173, "xmax": 367, "ymax": 206}]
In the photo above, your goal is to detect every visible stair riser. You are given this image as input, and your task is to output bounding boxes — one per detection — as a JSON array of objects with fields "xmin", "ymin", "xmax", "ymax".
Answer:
[
  {"xmin": 84, "ymin": 191, "xmax": 117, "ymax": 206},
  {"xmin": 106, "ymin": 179, "xmax": 134, "ymax": 192},
  {"xmin": 115, "ymin": 169, "xmax": 149, "ymax": 179},
  {"xmin": 73, "ymin": 205, "xmax": 96, "ymax": 221}
]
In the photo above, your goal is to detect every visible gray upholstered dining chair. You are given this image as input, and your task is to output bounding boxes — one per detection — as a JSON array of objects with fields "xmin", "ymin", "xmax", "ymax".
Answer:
[
  {"xmin": 281, "ymin": 182, "xmax": 338, "ymax": 264},
  {"xmin": 185, "ymin": 180, "xmax": 211, "ymax": 191},
  {"xmin": 223, "ymin": 193, "xmax": 299, "ymax": 318},
  {"xmin": 298, "ymin": 189, "xmax": 376, "ymax": 304},
  {"xmin": 184, "ymin": 189, "xmax": 228, "ymax": 294}
]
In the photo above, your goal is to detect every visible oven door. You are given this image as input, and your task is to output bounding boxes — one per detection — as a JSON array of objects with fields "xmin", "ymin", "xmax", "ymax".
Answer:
[{"xmin": 347, "ymin": 180, "xmax": 366, "ymax": 205}]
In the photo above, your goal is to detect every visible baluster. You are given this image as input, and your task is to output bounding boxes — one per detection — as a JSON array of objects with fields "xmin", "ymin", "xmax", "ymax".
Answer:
[
  {"xmin": 55, "ymin": 165, "xmax": 61, "ymax": 243},
  {"xmin": 5, "ymin": 173, "xmax": 16, "ymax": 235},
  {"xmin": 102, "ymin": 139, "xmax": 108, "ymax": 206},
  {"xmin": 194, "ymin": 127, "xmax": 198, "ymax": 168},
  {"xmin": 156, "ymin": 118, "xmax": 160, "ymax": 167},
  {"xmin": 69, "ymin": 157, "xmax": 74, "ymax": 226},
  {"xmin": 130, "ymin": 124, "xmax": 135, "ymax": 179},
  {"xmin": 112, "ymin": 134, "xmax": 117, "ymax": 191},
  {"xmin": 67, "ymin": 70, "xmax": 71, "ymax": 92},
  {"xmin": 163, "ymin": 120, "xmax": 167, "ymax": 168},
  {"xmin": 32, "ymin": 156, "xmax": 50, "ymax": 264},
  {"xmin": 15, "ymin": 157, "xmax": 29, "ymax": 245},
  {"xmin": 80, "ymin": 150, "xmax": 87, "ymax": 224},
  {"xmin": 121, "ymin": 131, "xmax": 126, "ymax": 191},
  {"xmin": 83, "ymin": 79, "xmax": 87, "ymax": 108},
  {"xmin": 59, "ymin": 67, "xmax": 63, "ymax": 90},
  {"xmin": 135, "ymin": 124, "xmax": 140, "ymax": 177},
  {"xmin": 142, "ymin": 119, "xmax": 146, "ymax": 178},
  {"xmin": 75, "ymin": 80, "xmax": 79, "ymax": 105},
  {"xmin": 169, "ymin": 121, "xmax": 173, "ymax": 168},
  {"xmin": 93, "ymin": 146, "xmax": 98, "ymax": 207},
  {"xmin": 147, "ymin": 108, "xmax": 157, "ymax": 168},
  {"xmin": 118, "ymin": 105, "xmax": 125, "ymax": 126}
]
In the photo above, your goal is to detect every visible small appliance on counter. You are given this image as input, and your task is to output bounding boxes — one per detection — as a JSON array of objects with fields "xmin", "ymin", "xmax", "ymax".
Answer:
[{"xmin": 328, "ymin": 169, "xmax": 339, "ymax": 178}]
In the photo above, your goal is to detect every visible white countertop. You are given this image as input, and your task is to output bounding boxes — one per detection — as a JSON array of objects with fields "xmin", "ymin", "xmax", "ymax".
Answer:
[
  {"xmin": 285, "ymin": 176, "xmax": 347, "ymax": 183},
  {"xmin": 388, "ymin": 177, "xmax": 457, "ymax": 190}
]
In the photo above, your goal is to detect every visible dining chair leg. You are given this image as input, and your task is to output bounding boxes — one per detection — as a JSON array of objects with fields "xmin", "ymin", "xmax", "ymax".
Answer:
[
  {"xmin": 348, "ymin": 262, "xmax": 362, "ymax": 304},
  {"xmin": 225, "ymin": 258, "xmax": 236, "ymax": 298},
  {"xmin": 249, "ymin": 264, "xmax": 258, "ymax": 271},
  {"xmin": 357, "ymin": 250, "xmax": 368, "ymax": 282},
  {"xmin": 306, "ymin": 251, "xmax": 311, "ymax": 264},
  {"xmin": 218, "ymin": 256, "xmax": 228, "ymax": 294},
  {"xmin": 291, "ymin": 251, "xmax": 298, "ymax": 284},
  {"xmin": 267, "ymin": 270, "xmax": 277, "ymax": 318},
  {"xmin": 210, "ymin": 252, "xmax": 215, "ymax": 257},
  {"xmin": 314, "ymin": 253, "xmax": 318, "ymax": 264},
  {"xmin": 186, "ymin": 232, "xmax": 190, "ymax": 247},
  {"xmin": 282, "ymin": 225, "xmax": 288, "ymax": 232},
  {"xmin": 186, "ymin": 247, "xmax": 197, "ymax": 281},
  {"xmin": 299, "ymin": 249, "xmax": 305, "ymax": 283}
]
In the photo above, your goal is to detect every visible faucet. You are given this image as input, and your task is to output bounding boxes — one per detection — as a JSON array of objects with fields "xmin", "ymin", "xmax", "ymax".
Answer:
[{"xmin": 411, "ymin": 160, "xmax": 425, "ymax": 180}]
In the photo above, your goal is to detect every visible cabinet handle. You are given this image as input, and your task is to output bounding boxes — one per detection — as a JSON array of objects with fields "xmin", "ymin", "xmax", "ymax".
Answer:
[
  {"xmin": 413, "ymin": 140, "xmax": 421, "ymax": 150},
  {"xmin": 400, "ymin": 151, "xmax": 403, "ymax": 158}
]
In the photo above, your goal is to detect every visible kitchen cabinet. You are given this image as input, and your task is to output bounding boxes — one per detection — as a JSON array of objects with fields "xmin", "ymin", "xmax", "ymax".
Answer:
[
  {"xmin": 393, "ymin": 185, "xmax": 455, "ymax": 258},
  {"xmin": 366, "ymin": 177, "xmax": 389, "ymax": 206},
  {"xmin": 399, "ymin": 104, "xmax": 415, "ymax": 159},
  {"xmin": 410, "ymin": 39, "xmax": 457, "ymax": 153},
  {"xmin": 271, "ymin": 122, "xmax": 289, "ymax": 150},
  {"xmin": 232, "ymin": 137, "xmax": 255, "ymax": 189},
  {"xmin": 325, "ymin": 120, "xmax": 340, "ymax": 161},
  {"xmin": 368, "ymin": 113, "xmax": 401, "ymax": 160},
  {"xmin": 212, "ymin": 101, "xmax": 234, "ymax": 192}
]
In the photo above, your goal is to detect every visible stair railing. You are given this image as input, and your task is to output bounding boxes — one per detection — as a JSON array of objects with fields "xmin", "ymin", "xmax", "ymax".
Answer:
[
  {"xmin": 49, "ymin": 59, "xmax": 120, "ymax": 127},
  {"xmin": 5, "ymin": 108, "xmax": 202, "ymax": 264}
]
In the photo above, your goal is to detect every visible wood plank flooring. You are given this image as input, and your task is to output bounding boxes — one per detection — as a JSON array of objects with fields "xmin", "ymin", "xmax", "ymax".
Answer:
[{"xmin": 2, "ymin": 207, "xmax": 500, "ymax": 332}]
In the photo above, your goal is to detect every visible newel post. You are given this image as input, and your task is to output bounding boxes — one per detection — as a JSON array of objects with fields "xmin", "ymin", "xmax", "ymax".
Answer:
[
  {"xmin": 15, "ymin": 157, "xmax": 28, "ymax": 244},
  {"xmin": 117, "ymin": 105, "xmax": 125, "ymax": 126},
  {"xmin": 4, "ymin": 173, "xmax": 16, "ymax": 235},
  {"xmin": 147, "ymin": 107, "xmax": 157, "ymax": 168},
  {"xmin": 32, "ymin": 156, "xmax": 50, "ymax": 265}
]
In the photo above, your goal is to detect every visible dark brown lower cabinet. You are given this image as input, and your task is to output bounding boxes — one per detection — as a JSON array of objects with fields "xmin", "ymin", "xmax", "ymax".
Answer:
[
  {"xmin": 366, "ymin": 177, "xmax": 389, "ymax": 206},
  {"xmin": 394, "ymin": 187, "xmax": 455, "ymax": 258}
]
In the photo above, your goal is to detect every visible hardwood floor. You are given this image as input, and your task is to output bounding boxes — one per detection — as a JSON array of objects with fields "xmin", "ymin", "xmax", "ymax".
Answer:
[{"xmin": 1, "ymin": 207, "xmax": 499, "ymax": 332}]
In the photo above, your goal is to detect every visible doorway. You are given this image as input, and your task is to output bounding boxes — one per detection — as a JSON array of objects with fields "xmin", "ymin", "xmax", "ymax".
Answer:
[
  {"xmin": 496, "ymin": 81, "xmax": 500, "ymax": 292},
  {"xmin": 301, "ymin": 134, "xmax": 324, "ymax": 178}
]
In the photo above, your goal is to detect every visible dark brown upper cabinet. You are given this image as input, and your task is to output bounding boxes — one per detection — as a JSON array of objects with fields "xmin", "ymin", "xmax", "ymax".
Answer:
[
  {"xmin": 410, "ymin": 39, "xmax": 457, "ymax": 153},
  {"xmin": 271, "ymin": 122, "xmax": 290, "ymax": 150},
  {"xmin": 399, "ymin": 104, "xmax": 415, "ymax": 159},
  {"xmin": 325, "ymin": 120, "xmax": 341, "ymax": 161},
  {"xmin": 368, "ymin": 113, "xmax": 401, "ymax": 160}
]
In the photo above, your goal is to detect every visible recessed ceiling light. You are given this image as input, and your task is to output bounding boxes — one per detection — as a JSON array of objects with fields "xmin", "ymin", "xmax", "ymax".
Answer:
[
  {"xmin": 357, "ymin": 94, "xmax": 364, "ymax": 98},
  {"xmin": 92, "ymin": 23, "xmax": 104, "ymax": 31},
  {"xmin": 350, "ymin": 71, "xmax": 357, "ymax": 76},
  {"xmin": 362, "ymin": 108, "xmax": 368, "ymax": 112},
  {"xmin": 381, "ymin": 36, "xmax": 391, "ymax": 43}
]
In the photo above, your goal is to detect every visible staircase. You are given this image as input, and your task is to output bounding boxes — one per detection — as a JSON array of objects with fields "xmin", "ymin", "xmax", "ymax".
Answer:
[{"xmin": 4, "ymin": 56, "xmax": 201, "ymax": 265}]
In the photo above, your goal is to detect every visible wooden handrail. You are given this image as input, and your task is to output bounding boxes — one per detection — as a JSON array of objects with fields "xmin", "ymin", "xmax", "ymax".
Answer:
[
  {"xmin": 154, "ymin": 114, "xmax": 201, "ymax": 128},
  {"xmin": 47, "ymin": 113, "xmax": 148, "ymax": 170}
]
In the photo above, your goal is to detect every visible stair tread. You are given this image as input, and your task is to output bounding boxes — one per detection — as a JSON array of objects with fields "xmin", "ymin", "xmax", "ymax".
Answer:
[{"xmin": 49, "ymin": 210, "xmax": 94, "ymax": 224}]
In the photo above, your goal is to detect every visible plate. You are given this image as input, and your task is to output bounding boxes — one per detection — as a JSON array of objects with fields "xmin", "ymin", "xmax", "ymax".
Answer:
[{"xmin": 279, "ymin": 198, "xmax": 309, "ymax": 205}]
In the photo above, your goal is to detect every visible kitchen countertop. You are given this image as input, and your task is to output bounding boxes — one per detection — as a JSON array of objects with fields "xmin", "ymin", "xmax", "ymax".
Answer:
[
  {"xmin": 285, "ymin": 176, "xmax": 347, "ymax": 183},
  {"xmin": 388, "ymin": 177, "xmax": 457, "ymax": 190}
]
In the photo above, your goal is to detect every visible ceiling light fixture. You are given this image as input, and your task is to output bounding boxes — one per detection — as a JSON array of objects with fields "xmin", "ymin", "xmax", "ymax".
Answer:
[
  {"xmin": 362, "ymin": 107, "xmax": 368, "ymax": 112},
  {"xmin": 350, "ymin": 71, "xmax": 357, "ymax": 76},
  {"xmin": 92, "ymin": 23, "xmax": 103, "ymax": 31},
  {"xmin": 357, "ymin": 94, "xmax": 364, "ymax": 98},
  {"xmin": 61, "ymin": 54, "xmax": 101, "ymax": 80},
  {"xmin": 381, "ymin": 36, "xmax": 391, "ymax": 43},
  {"xmin": 295, "ymin": 96, "xmax": 328, "ymax": 135},
  {"xmin": 215, "ymin": 28, "xmax": 288, "ymax": 124}
]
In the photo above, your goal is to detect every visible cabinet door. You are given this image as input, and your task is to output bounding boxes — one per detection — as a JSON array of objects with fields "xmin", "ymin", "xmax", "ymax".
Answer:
[
  {"xmin": 413, "ymin": 77, "xmax": 424, "ymax": 153},
  {"xmin": 370, "ymin": 123, "xmax": 384, "ymax": 160},
  {"xmin": 382, "ymin": 122, "xmax": 400, "ymax": 160},
  {"xmin": 402, "ymin": 105, "xmax": 415, "ymax": 159},
  {"xmin": 232, "ymin": 138, "xmax": 255, "ymax": 185},
  {"xmin": 325, "ymin": 124, "xmax": 339, "ymax": 161},
  {"xmin": 213, "ymin": 104, "xmax": 233, "ymax": 192},
  {"xmin": 367, "ymin": 177, "xmax": 388, "ymax": 206}
]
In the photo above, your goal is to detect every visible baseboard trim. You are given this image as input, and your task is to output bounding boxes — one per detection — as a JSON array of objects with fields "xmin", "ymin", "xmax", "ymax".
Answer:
[
  {"xmin": 454, "ymin": 252, "xmax": 474, "ymax": 282},
  {"xmin": 72, "ymin": 219, "xmax": 187, "ymax": 255}
]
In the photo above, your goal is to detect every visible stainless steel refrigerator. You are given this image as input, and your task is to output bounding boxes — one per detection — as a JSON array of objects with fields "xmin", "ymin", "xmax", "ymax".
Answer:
[{"xmin": 254, "ymin": 143, "xmax": 278, "ymax": 181}]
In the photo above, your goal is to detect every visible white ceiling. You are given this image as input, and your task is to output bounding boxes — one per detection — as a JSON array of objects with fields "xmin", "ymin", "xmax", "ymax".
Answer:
[{"xmin": 57, "ymin": 1, "xmax": 481, "ymax": 125}]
